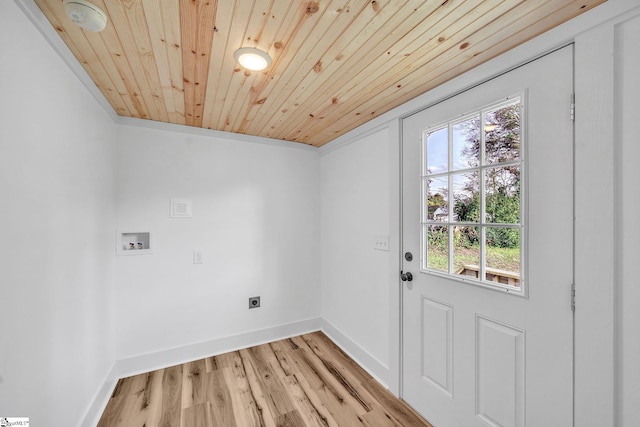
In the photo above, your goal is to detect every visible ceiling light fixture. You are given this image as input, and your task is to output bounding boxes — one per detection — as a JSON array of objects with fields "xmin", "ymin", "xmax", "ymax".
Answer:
[
  {"xmin": 234, "ymin": 47, "xmax": 272, "ymax": 71},
  {"xmin": 63, "ymin": 0, "xmax": 108, "ymax": 32}
]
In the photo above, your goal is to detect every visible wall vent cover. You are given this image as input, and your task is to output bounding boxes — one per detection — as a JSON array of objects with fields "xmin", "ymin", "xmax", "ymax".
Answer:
[{"xmin": 171, "ymin": 199, "xmax": 192, "ymax": 218}]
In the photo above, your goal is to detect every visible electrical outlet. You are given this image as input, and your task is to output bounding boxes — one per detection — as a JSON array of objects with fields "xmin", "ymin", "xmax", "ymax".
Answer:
[
  {"xmin": 249, "ymin": 296, "xmax": 261, "ymax": 309},
  {"xmin": 193, "ymin": 250, "xmax": 204, "ymax": 264}
]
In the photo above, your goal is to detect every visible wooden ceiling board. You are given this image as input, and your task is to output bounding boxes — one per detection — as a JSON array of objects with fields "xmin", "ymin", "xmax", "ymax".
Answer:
[
  {"xmin": 210, "ymin": 0, "xmax": 263, "ymax": 131},
  {"xmin": 278, "ymin": 0, "xmax": 505, "ymax": 143},
  {"xmin": 200, "ymin": 0, "xmax": 239, "ymax": 130},
  {"xmin": 140, "ymin": 0, "xmax": 181, "ymax": 124},
  {"xmin": 268, "ymin": 0, "xmax": 443, "ymax": 141},
  {"xmin": 230, "ymin": 2, "xmax": 345, "ymax": 133},
  {"xmin": 86, "ymin": 0, "xmax": 152, "ymax": 119},
  {"xmin": 35, "ymin": 0, "xmax": 133, "ymax": 116},
  {"xmin": 255, "ymin": 0, "xmax": 412, "ymax": 139},
  {"xmin": 221, "ymin": 0, "xmax": 337, "ymax": 134},
  {"xmin": 34, "ymin": 0, "xmax": 606, "ymax": 147},
  {"xmin": 104, "ymin": 0, "xmax": 170, "ymax": 122},
  {"xmin": 302, "ymin": 0, "xmax": 602, "ymax": 146},
  {"xmin": 285, "ymin": 0, "xmax": 518, "ymax": 143},
  {"xmin": 179, "ymin": 0, "xmax": 217, "ymax": 126},
  {"xmin": 222, "ymin": 0, "xmax": 281, "ymax": 133},
  {"xmin": 228, "ymin": 0, "xmax": 300, "ymax": 133},
  {"xmin": 237, "ymin": 0, "xmax": 345, "ymax": 131},
  {"xmin": 85, "ymin": 0, "xmax": 149, "ymax": 118}
]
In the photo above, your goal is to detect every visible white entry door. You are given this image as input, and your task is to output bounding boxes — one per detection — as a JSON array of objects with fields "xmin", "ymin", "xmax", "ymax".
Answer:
[{"xmin": 402, "ymin": 46, "xmax": 574, "ymax": 427}]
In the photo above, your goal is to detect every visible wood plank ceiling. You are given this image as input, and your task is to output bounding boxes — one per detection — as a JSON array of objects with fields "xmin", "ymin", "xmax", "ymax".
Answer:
[{"xmin": 34, "ymin": 0, "xmax": 605, "ymax": 147}]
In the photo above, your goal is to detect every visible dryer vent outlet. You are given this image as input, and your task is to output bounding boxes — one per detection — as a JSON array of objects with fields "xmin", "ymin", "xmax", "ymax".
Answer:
[{"xmin": 249, "ymin": 296, "xmax": 261, "ymax": 309}]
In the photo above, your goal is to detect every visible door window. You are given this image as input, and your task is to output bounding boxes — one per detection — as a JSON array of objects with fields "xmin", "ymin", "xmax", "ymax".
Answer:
[{"xmin": 421, "ymin": 97, "xmax": 524, "ymax": 292}]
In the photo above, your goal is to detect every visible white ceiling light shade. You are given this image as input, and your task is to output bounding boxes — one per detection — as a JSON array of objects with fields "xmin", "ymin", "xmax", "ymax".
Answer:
[
  {"xmin": 63, "ymin": 0, "xmax": 108, "ymax": 32},
  {"xmin": 234, "ymin": 47, "xmax": 272, "ymax": 71}
]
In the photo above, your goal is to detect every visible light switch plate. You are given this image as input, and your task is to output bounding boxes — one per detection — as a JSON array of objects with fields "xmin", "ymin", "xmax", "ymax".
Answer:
[
  {"xmin": 193, "ymin": 250, "xmax": 204, "ymax": 264},
  {"xmin": 374, "ymin": 234, "xmax": 390, "ymax": 251}
]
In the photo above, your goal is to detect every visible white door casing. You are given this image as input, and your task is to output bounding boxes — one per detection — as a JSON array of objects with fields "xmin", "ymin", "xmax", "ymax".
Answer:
[{"xmin": 402, "ymin": 46, "xmax": 574, "ymax": 427}]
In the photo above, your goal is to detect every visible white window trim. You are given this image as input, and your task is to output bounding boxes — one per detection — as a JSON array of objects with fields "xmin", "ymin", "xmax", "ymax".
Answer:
[{"xmin": 419, "ymin": 95, "xmax": 527, "ymax": 296}]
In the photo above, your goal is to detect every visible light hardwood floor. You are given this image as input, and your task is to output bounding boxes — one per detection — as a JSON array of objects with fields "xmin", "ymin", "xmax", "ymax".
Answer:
[{"xmin": 98, "ymin": 331, "xmax": 432, "ymax": 427}]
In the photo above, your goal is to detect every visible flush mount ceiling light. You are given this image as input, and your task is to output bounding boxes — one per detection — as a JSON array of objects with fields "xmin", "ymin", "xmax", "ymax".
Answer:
[
  {"xmin": 234, "ymin": 47, "xmax": 272, "ymax": 71},
  {"xmin": 63, "ymin": 0, "xmax": 108, "ymax": 32}
]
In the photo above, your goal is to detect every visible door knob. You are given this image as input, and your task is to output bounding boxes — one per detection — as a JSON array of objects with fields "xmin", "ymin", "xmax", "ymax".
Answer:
[{"xmin": 400, "ymin": 271, "xmax": 413, "ymax": 282}]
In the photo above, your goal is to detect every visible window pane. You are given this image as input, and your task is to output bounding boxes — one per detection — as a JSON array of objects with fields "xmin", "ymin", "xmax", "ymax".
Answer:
[
  {"xmin": 484, "ymin": 103, "xmax": 520, "ymax": 165},
  {"xmin": 426, "ymin": 176, "xmax": 448, "ymax": 221},
  {"xmin": 420, "ymin": 99, "xmax": 524, "ymax": 291},
  {"xmin": 453, "ymin": 116, "xmax": 480, "ymax": 170},
  {"xmin": 485, "ymin": 166, "xmax": 520, "ymax": 224},
  {"xmin": 426, "ymin": 128, "xmax": 448, "ymax": 174},
  {"xmin": 426, "ymin": 225, "xmax": 449, "ymax": 272},
  {"xmin": 485, "ymin": 227, "xmax": 521, "ymax": 287},
  {"xmin": 453, "ymin": 226, "xmax": 480, "ymax": 279},
  {"xmin": 453, "ymin": 172, "xmax": 479, "ymax": 223}
]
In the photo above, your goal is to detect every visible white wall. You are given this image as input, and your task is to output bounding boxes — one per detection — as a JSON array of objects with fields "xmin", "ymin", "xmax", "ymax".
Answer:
[
  {"xmin": 574, "ymin": 21, "xmax": 617, "ymax": 427},
  {"xmin": 616, "ymin": 13, "xmax": 640, "ymax": 426},
  {"xmin": 114, "ymin": 124, "xmax": 321, "ymax": 360},
  {"xmin": 0, "ymin": 1, "xmax": 117, "ymax": 425},
  {"xmin": 574, "ymin": 7, "xmax": 640, "ymax": 426},
  {"xmin": 320, "ymin": 127, "xmax": 395, "ymax": 385}
]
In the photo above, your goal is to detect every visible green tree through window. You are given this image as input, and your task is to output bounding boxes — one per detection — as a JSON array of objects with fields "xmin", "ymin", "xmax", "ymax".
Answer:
[{"xmin": 422, "ymin": 99, "xmax": 523, "ymax": 288}]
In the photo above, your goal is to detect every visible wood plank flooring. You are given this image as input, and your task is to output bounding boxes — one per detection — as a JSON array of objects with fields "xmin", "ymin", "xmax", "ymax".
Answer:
[{"xmin": 98, "ymin": 331, "xmax": 432, "ymax": 427}]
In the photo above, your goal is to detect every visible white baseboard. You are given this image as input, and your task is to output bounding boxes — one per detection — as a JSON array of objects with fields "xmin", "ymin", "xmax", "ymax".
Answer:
[
  {"xmin": 79, "ymin": 363, "xmax": 119, "ymax": 427},
  {"xmin": 320, "ymin": 318, "xmax": 390, "ymax": 389},
  {"xmin": 80, "ymin": 317, "xmax": 321, "ymax": 426},
  {"xmin": 115, "ymin": 317, "xmax": 322, "ymax": 379}
]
